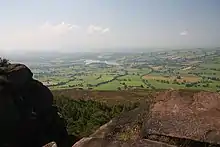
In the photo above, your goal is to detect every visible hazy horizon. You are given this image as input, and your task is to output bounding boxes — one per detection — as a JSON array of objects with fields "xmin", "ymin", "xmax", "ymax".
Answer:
[{"xmin": 1, "ymin": 0, "xmax": 220, "ymax": 53}]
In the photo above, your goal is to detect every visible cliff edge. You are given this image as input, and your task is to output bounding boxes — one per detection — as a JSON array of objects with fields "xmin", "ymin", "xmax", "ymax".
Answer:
[{"xmin": 72, "ymin": 90, "xmax": 220, "ymax": 147}]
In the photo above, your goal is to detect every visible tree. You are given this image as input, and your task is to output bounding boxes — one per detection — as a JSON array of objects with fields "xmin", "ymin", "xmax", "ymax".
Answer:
[
  {"xmin": 87, "ymin": 84, "xmax": 92, "ymax": 87},
  {"xmin": 53, "ymin": 95, "xmax": 140, "ymax": 138},
  {"xmin": 185, "ymin": 83, "xmax": 193, "ymax": 87},
  {"xmin": 0, "ymin": 58, "xmax": 9, "ymax": 67}
]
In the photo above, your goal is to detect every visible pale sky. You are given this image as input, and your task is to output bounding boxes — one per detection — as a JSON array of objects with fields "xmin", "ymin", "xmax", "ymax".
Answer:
[{"xmin": 0, "ymin": 0, "xmax": 220, "ymax": 52}]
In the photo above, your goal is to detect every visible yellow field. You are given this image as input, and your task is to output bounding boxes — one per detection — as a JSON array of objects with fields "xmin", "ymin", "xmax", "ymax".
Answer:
[{"xmin": 143, "ymin": 75, "xmax": 200, "ymax": 82}]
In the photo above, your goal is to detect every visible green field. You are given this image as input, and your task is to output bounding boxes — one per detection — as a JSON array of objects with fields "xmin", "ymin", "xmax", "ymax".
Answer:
[
  {"xmin": 199, "ymin": 63, "xmax": 220, "ymax": 68},
  {"xmin": 94, "ymin": 80, "xmax": 123, "ymax": 90},
  {"xmin": 30, "ymin": 49, "xmax": 220, "ymax": 92}
]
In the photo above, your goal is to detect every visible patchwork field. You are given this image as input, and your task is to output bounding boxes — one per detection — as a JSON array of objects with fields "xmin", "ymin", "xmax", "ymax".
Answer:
[{"xmin": 25, "ymin": 48, "xmax": 220, "ymax": 92}]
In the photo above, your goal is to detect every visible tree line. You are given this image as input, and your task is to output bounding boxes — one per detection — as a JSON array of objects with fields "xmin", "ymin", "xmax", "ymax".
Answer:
[{"xmin": 53, "ymin": 95, "xmax": 139, "ymax": 138}]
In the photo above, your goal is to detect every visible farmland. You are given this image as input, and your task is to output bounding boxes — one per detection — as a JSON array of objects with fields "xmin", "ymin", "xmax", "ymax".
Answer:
[{"xmin": 13, "ymin": 48, "xmax": 220, "ymax": 92}]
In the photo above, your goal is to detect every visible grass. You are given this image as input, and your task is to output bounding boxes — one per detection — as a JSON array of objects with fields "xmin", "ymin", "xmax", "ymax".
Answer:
[
  {"xmin": 100, "ymin": 75, "xmax": 115, "ymax": 80},
  {"xmin": 189, "ymin": 68, "xmax": 220, "ymax": 78},
  {"xmin": 147, "ymin": 79, "xmax": 185, "ymax": 89},
  {"xmin": 39, "ymin": 76, "xmax": 71, "ymax": 84},
  {"xmin": 188, "ymin": 86, "xmax": 216, "ymax": 92},
  {"xmin": 124, "ymin": 81, "xmax": 144, "ymax": 87},
  {"xmin": 126, "ymin": 68, "xmax": 151, "ymax": 75},
  {"xmin": 199, "ymin": 63, "xmax": 220, "ymax": 69},
  {"xmin": 137, "ymin": 68, "xmax": 152, "ymax": 75},
  {"xmin": 177, "ymin": 68, "xmax": 192, "ymax": 74},
  {"xmin": 118, "ymin": 75, "xmax": 141, "ymax": 81},
  {"xmin": 68, "ymin": 80, "xmax": 84, "ymax": 86},
  {"xmin": 146, "ymin": 79, "xmax": 218, "ymax": 92},
  {"xmin": 86, "ymin": 74, "xmax": 115, "ymax": 85},
  {"xmin": 147, "ymin": 72, "xmax": 163, "ymax": 76},
  {"xmin": 34, "ymin": 54, "xmax": 220, "ymax": 92},
  {"xmin": 94, "ymin": 80, "xmax": 123, "ymax": 90},
  {"xmin": 117, "ymin": 75, "xmax": 145, "ymax": 87},
  {"xmin": 143, "ymin": 74, "xmax": 200, "ymax": 83}
]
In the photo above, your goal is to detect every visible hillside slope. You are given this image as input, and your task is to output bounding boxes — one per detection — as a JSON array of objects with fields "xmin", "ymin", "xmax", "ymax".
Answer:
[{"xmin": 70, "ymin": 90, "xmax": 220, "ymax": 147}]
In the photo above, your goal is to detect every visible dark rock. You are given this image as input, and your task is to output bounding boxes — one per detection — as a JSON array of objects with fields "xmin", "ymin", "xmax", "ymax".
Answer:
[
  {"xmin": 0, "ymin": 63, "xmax": 68, "ymax": 147},
  {"xmin": 2, "ymin": 64, "xmax": 33, "ymax": 88}
]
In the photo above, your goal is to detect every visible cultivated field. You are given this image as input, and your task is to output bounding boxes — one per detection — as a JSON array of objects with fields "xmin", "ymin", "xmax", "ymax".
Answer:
[{"xmin": 22, "ymin": 48, "xmax": 220, "ymax": 92}]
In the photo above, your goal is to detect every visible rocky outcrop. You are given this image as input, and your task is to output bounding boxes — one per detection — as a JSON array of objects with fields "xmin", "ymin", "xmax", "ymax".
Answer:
[
  {"xmin": 0, "ymin": 63, "xmax": 68, "ymax": 147},
  {"xmin": 72, "ymin": 95, "xmax": 174, "ymax": 147},
  {"xmin": 72, "ymin": 137, "xmax": 176, "ymax": 147},
  {"xmin": 2, "ymin": 62, "xmax": 220, "ymax": 146},
  {"xmin": 0, "ymin": 64, "xmax": 33, "ymax": 88},
  {"xmin": 73, "ymin": 90, "xmax": 220, "ymax": 147},
  {"xmin": 144, "ymin": 90, "xmax": 220, "ymax": 145}
]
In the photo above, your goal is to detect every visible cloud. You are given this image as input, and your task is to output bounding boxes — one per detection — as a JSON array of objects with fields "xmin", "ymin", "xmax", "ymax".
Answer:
[
  {"xmin": 87, "ymin": 25, "xmax": 110, "ymax": 34},
  {"xmin": 102, "ymin": 28, "xmax": 110, "ymax": 33},
  {"xmin": 180, "ymin": 30, "xmax": 188, "ymax": 36},
  {"xmin": 40, "ymin": 21, "xmax": 80, "ymax": 34},
  {"xmin": 0, "ymin": 22, "xmax": 112, "ymax": 51},
  {"xmin": 0, "ymin": 21, "xmax": 82, "ymax": 50}
]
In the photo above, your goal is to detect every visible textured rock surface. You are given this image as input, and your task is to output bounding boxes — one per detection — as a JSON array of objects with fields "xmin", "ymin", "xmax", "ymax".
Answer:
[
  {"xmin": 73, "ymin": 90, "xmax": 220, "ymax": 147},
  {"xmin": 144, "ymin": 90, "xmax": 220, "ymax": 144},
  {"xmin": 72, "ymin": 138, "xmax": 177, "ymax": 147},
  {"xmin": 42, "ymin": 141, "xmax": 57, "ymax": 147},
  {"xmin": 72, "ymin": 96, "xmax": 176, "ymax": 147}
]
